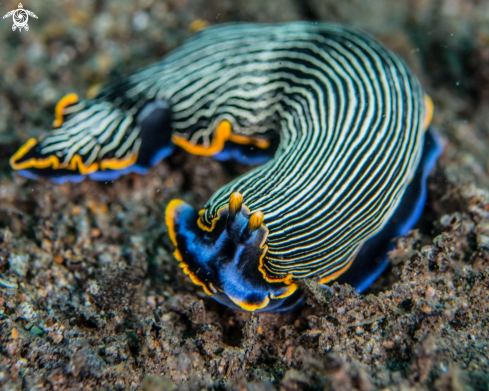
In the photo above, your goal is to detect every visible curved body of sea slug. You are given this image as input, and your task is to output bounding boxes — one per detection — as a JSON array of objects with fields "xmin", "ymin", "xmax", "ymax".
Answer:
[{"xmin": 10, "ymin": 23, "xmax": 442, "ymax": 311}]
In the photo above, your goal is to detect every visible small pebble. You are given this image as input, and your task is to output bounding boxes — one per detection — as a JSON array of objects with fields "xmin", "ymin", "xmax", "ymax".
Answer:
[
  {"xmin": 30, "ymin": 325, "xmax": 44, "ymax": 336},
  {"xmin": 89, "ymin": 280, "xmax": 101, "ymax": 295},
  {"xmin": 161, "ymin": 313, "xmax": 172, "ymax": 322},
  {"xmin": 382, "ymin": 341, "xmax": 395, "ymax": 349},
  {"xmin": 425, "ymin": 286, "xmax": 436, "ymax": 298},
  {"xmin": 0, "ymin": 276, "xmax": 18, "ymax": 289},
  {"xmin": 17, "ymin": 302, "xmax": 36, "ymax": 322},
  {"xmin": 53, "ymin": 254, "xmax": 64, "ymax": 264},
  {"xmin": 8, "ymin": 254, "xmax": 30, "ymax": 277},
  {"xmin": 146, "ymin": 295, "xmax": 156, "ymax": 309},
  {"xmin": 11, "ymin": 328, "xmax": 19, "ymax": 339},
  {"xmin": 132, "ymin": 11, "xmax": 149, "ymax": 31},
  {"xmin": 52, "ymin": 329, "xmax": 64, "ymax": 344},
  {"xmin": 88, "ymin": 200, "xmax": 109, "ymax": 215},
  {"xmin": 422, "ymin": 306, "xmax": 432, "ymax": 314}
]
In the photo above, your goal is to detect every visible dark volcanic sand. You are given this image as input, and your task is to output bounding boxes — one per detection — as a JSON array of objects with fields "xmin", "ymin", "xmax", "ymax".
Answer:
[{"xmin": 1, "ymin": 0, "xmax": 489, "ymax": 390}]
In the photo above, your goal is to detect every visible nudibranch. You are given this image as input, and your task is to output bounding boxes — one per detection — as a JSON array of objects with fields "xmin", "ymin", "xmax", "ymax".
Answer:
[{"xmin": 10, "ymin": 23, "xmax": 442, "ymax": 312}]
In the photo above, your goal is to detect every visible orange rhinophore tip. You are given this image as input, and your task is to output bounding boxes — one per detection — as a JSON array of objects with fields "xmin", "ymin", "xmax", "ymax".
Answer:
[
  {"xmin": 229, "ymin": 192, "xmax": 243, "ymax": 216},
  {"xmin": 53, "ymin": 93, "xmax": 79, "ymax": 128},
  {"xmin": 248, "ymin": 211, "xmax": 264, "ymax": 232}
]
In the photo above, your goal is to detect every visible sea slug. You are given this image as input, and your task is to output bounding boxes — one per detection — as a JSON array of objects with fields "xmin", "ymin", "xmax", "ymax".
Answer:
[{"xmin": 10, "ymin": 23, "xmax": 442, "ymax": 312}]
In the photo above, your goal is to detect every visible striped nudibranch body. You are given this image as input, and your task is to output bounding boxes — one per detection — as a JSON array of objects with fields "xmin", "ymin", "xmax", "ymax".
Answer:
[{"xmin": 10, "ymin": 23, "xmax": 441, "ymax": 312}]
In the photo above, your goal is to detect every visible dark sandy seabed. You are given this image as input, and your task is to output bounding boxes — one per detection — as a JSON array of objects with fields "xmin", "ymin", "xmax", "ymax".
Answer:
[{"xmin": 1, "ymin": 0, "xmax": 489, "ymax": 390}]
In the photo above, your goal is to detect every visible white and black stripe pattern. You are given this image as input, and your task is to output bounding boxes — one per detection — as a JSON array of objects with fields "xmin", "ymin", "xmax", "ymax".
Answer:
[{"xmin": 37, "ymin": 23, "xmax": 426, "ymax": 281}]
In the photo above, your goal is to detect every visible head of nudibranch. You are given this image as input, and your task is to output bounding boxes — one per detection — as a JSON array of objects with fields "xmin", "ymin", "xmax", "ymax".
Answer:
[{"xmin": 165, "ymin": 192, "xmax": 301, "ymax": 312}]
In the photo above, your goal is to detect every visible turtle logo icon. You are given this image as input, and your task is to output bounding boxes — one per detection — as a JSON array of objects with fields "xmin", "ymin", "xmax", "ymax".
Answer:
[{"xmin": 3, "ymin": 3, "xmax": 38, "ymax": 32}]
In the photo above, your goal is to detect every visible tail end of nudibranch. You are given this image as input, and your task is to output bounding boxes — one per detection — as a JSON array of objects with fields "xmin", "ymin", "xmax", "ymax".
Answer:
[
  {"xmin": 165, "ymin": 192, "xmax": 301, "ymax": 312},
  {"xmin": 335, "ymin": 127, "xmax": 443, "ymax": 293},
  {"xmin": 10, "ymin": 95, "xmax": 175, "ymax": 184}
]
